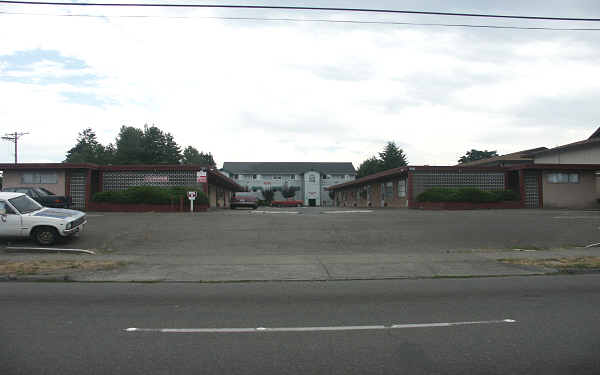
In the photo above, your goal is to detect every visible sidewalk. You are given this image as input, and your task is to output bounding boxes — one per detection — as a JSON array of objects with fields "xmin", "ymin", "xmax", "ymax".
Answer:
[{"xmin": 3, "ymin": 247, "xmax": 598, "ymax": 282}]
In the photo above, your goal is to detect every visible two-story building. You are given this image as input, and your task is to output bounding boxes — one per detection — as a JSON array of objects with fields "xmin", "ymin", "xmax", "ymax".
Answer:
[{"xmin": 221, "ymin": 162, "xmax": 356, "ymax": 206}]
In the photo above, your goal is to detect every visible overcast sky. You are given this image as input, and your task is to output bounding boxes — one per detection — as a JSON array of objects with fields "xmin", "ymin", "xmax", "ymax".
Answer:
[{"xmin": 1, "ymin": 0, "xmax": 600, "ymax": 168}]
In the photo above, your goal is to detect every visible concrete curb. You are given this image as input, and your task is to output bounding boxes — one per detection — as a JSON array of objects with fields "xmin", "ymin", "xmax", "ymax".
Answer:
[{"xmin": 1, "ymin": 271, "xmax": 562, "ymax": 283}]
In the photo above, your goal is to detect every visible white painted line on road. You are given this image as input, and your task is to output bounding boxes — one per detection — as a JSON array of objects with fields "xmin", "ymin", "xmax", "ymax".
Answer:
[
  {"xmin": 5, "ymin": 247, "xmax": 96, "ymax": 255},
  {"xmin": 552, "ymin": 216, "xmax": 599, "ymax": 219},
  {"xmin": 321, "ymin": 210, "xmax": 374, "ymax": 214},
  {"xmin": 585, "ymin": 242, "xmax": 600, "ymax": 248},
  {"xmin": 124, "ymin": 319, "xmax": 516, "ymax": 333},
  {"xmin": 251, "ymin": 211, "xmax": 299, "ymax": 215}
]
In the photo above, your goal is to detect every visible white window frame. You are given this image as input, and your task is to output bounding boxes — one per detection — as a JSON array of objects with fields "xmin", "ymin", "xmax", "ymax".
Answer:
[{"xmin": 547, "ymin": 172, "xmax": 580, "ymax": 184}]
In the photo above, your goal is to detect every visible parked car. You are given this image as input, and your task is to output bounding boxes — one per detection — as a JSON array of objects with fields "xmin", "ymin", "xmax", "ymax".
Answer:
[
  {"xmin": 231, "ymin": 192, "xmax": 258, "ymax": 209},
  {"xmin": 0, "ymin": 192, "xmax": 86, "ymax": 245},
  {"xmin": 2, "ymin": 187, "xmax": 71, "ymax": 208},
  {"xmin": 272, "ymin": 200, "xmax": 303, "ymax": 207}
]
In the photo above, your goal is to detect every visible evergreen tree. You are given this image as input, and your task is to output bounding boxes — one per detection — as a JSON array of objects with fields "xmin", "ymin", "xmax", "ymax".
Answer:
[
  {"xmin": 458, "ymin": 149, "xmax": 499, "ymax": 164},
  {"xmin": 181, "ymin": 146, "xmax": 216, "ymax": 167},
  {"xmin": 378, "ymin": 141, "xmax": 408, "ymax": 170},
  {"xmin": 356, "ymin": 156, "xmax": 384, "ymax": 178},
  {"xmin": 114, "ymin": 126, "xmax": 145, "ymax": 164},
  {"xmin": 64, "ymin": 128, "xmax": 113, "ymax": 164}
]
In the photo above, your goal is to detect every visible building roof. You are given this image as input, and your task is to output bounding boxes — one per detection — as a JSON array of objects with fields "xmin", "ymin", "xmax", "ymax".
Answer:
[
  {"xmin": 222, "ymin": 162, "xmax": 356, "ymax": 175},
  {"xmin": 456, "ymin": 147, "xmax": 547, "ymax": 167},
  {"xmin": 532, "ymin": 126, "xmax": 600, "ymax": 157}
]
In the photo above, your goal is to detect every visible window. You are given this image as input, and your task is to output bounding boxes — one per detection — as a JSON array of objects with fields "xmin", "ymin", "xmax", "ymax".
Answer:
[
  {"xmin": 384, "ymin": 182, "xmax": 393, "ymax": 200},
  {"xmin": 398, "ymin": 179, "xmax": 407, "ymax": 197},
  {"xmin": 233, "ymin": 174, "xmax": 239, "ymax": 179},
  {"xmin": 321, "ymin": 174, "xmax": 328, "ymax": 179},
  {"xmin": 273, "ymin": 176, "xmax": 282, "ymax": 180},
  {"xmin": 22, "ymin": 172, "xmax": 58, "ymax": 184},
  {"xmin": 289, "ymin": 174, "xmax": 295, "ymax": 180},
  {"xmin": 547, "ymin": 172, "xmax": 579, "ymax": 184},
  {"xmin": 309, "ymin": 175, "xmax": 316, "ymax": 183},
  {"xmin": 252, "ymin": 174, "xmax": 258, "ymax": 180}
]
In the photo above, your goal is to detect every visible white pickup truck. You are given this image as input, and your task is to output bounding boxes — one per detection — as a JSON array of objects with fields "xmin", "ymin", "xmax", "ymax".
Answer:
[{"xmin": 0, "ymin": 192, "xmax": 87, "ymax": 245}]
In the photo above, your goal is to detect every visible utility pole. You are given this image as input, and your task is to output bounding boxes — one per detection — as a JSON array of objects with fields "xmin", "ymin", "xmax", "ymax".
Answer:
[{"xmin": 2, "ymin": 132, "xmax": 29, "ymax": 164}]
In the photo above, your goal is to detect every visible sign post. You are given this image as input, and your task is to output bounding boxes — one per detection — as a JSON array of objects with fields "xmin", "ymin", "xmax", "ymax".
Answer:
[{"xmin": 187, "ymin": 191, "xmax": 197, "ymax": 212}]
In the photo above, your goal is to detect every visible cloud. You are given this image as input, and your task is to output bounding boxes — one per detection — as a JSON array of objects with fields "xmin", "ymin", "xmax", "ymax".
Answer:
[{"xmin": 0, "ymin": 1, "xmax": 599, "ymax": 168}]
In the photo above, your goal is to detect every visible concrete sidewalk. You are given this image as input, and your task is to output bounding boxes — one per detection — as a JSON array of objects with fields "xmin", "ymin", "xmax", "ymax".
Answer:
[{"xmin": 3, "ymin": 247, "xmax": 599, "ymax": 282}]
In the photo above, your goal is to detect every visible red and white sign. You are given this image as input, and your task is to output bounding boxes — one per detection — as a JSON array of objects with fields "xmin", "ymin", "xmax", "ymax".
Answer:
[
  {"xmin": 187, "ymin": 191, "xmax": 197, "ymax": 200},
  {"xmin": 196, "ymin": 171, "xmax": 207, "ymax": 183}
]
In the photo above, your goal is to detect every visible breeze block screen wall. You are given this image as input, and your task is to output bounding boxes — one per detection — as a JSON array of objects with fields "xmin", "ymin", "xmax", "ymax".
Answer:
[{"xmin": 411, "ymin": 169, "xmax": 505, "ymax": 197}]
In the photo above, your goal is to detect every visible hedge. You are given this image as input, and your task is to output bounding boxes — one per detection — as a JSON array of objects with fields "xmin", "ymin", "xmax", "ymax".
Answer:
[
  {"xmin": 93, "ymin": 186, "xmax": 209, "ymax": 205},
  {"xmin": 416, "ymin": 188, "xmax": 519, "ymax": 203}
]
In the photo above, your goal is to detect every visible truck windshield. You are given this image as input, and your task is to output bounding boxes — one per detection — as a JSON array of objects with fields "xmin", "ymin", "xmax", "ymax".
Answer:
[{"xmin": 9, "ymin": 195, "xmax": 43, "ymax": 214}]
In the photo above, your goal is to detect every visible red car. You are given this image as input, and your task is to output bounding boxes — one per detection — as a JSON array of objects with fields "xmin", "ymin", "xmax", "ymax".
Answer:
[
  {"xmin": 272, "ymin": 200, "xmax": 303, "ymax": 207},
  {"xmin": 231, "ymin": 192, "xmax": 258, "ymax": 209}
]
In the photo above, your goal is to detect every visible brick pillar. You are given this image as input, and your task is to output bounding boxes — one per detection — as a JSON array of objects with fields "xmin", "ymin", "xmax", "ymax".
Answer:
[{"xmin": 407, "ymin": 173, "xmax": 414, "ymax": 208}]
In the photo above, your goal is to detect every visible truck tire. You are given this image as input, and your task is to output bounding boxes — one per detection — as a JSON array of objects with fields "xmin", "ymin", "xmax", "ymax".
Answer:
[{"xmin": 33, "ymin": 226, "xmax": 58, "ymax": 246}]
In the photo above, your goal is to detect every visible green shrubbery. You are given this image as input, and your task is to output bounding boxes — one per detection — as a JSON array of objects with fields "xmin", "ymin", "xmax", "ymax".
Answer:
[
  {"xmin": 93, "ymin": 186, "xmax": 208, "ymax": 205},
  {"xmin": 416, "ymin": 188, "xmax": 519, "ymax": 203}
]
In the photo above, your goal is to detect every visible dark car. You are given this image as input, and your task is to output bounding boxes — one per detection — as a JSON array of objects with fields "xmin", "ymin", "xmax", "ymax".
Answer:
[
  {"xmin": 2, "ymin": 187, "xmax": 71, "ymax": 208},
  {"xmin": 231, "ymin": 192, "xmax": 258, "ymax": 209}
]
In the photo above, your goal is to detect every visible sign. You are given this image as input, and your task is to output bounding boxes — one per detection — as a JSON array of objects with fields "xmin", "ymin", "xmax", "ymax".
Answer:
[
  {"xmin": 144, "ymin": 175, "xmax": 169, "ymax": 183},
  {"xmin": 187, "ymin": 191, "xmax": 197, "ymax": 212},
  {"xmin": 196, "ymin": 171, "xmax": 207, "ymax": 183}
]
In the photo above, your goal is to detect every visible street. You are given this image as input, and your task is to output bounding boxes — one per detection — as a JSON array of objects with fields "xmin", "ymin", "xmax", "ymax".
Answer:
[{"xmin": 2, "ymin": 275, "xmax": 600, "ymax": 374}]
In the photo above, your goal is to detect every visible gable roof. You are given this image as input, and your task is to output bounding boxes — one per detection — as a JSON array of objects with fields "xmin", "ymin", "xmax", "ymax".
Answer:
[
  {"xmin": 456, "ymin": 147, "xmax": 547, "ymax": 167},
  {"xmin": 532, "ymin": 126, "xmax": 600, "ymax": 157},
  {"xmin": 222, "ymin": 162, "xmax": 356, "ymax": 175}
]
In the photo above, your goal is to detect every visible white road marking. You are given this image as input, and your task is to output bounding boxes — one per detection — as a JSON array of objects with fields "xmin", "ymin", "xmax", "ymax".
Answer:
[
  {"xmin": 585, "ymin": 242, "xmax": 600, "ymax": 248},
  {"xmin": 552, "ymin": 216, "xmax": 599, "ymax": 219},
  {"xmin": 321, "ymin": 210, "xmax": 374, "ymax": 214},
  {"xmin": 86, "ymin": 214, "xmax": 104, "ymax": 217},
  {"xmin": 251, "ymin": 211, "xmax": 299, "ymax": 214},
  {"xmin": 124, "ymin": 319, "xmax": 516, "ymax": 333},
  {"xmin": 5, "ymin": 247, "xmax": 96, "ymax": 255}
]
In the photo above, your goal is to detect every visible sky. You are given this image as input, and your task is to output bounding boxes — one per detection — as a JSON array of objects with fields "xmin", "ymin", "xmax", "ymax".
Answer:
[{"xmin": 1, "ymin": 0, "xmax": 600, "ymax": 169}]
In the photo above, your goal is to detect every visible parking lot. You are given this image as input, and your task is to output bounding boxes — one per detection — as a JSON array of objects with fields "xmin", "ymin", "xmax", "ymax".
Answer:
[{"xmin": 5, "ymin": 207, "xmax": 599, "ymax": 256}]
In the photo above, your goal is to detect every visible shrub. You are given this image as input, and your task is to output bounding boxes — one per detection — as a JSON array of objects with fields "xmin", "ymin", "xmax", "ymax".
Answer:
[
  {"xmin": 93, "ymin": 186, "xmax": 208, "ymax": 205},
  {"xmin": 416, "ymin": 188, "xmax": 519, "ymax": 203}
]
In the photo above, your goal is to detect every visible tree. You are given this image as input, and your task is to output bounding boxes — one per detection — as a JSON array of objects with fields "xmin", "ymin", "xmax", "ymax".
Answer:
[
  {"xmin": 181, "ymin": 146, "xmax": 216, "ymax": 167},
  {"xmin": 281, "ymin": 184, "xmax": 299, "ymax": 200},
  {"xmin": 356, "ymin": 157, "xmax": 384, "ymax": 179},
  {"xmin": 458, "ymin": 149, "xmax": 499, "ymax": 164},
  {"xmin": 114, "ymin": 126, "xmax": 145, "ymax": 164},
  {"xmin": 356, "ymin": 142, "xmax": 409, "ymax": 178},
  {"xmin": 379, "ymin": 141, "xmax": 408, "ymax": 171},
  {"xmin": 263, "ymin": 189, "xmax": 275, "ymax": 202},
  {"xmin": 64, "ymin": 128, "xmax": 113, "ymax": 164},
  {"xmin": 141, "ymin": 125, "xmax": 181, "ymax": 164}
]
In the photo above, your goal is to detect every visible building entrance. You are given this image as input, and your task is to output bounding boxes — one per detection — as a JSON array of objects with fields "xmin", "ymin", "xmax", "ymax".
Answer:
[{"xmin": 308, "ymin": 199, "xmax": 316, "ymax": 207}]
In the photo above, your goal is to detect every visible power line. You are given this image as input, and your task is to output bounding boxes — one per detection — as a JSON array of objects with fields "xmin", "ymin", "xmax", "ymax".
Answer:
[
  {"xmin": 2, "ymin": 11, "xmax": 600, "ymax": 31},
  {"xmin": 1, "ymin": 132, "xmax": 29, "ymax": 164},
  {"xmin": 1, "ymin": 1, "xmax": 600, "ymax": 22}
]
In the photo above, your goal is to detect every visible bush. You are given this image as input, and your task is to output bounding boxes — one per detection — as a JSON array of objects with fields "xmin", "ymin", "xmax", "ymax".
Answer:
[
  {"xmin": 93, "ymin": 186, "xmax": 208, "ymax": 205},
  {"xmin": 416, "ymin": 188, "xmax": 519, "ymax": 203}
]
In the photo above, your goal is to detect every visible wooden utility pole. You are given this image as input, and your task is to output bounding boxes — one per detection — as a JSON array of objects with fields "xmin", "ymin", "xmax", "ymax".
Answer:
[{"xmin": 2, "ymin": 132, "xmax": 29, "ymax": 164}]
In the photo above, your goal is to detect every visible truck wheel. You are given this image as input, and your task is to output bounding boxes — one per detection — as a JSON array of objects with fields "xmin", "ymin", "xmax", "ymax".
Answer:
[{"xmin": 33, "ymin": 227, "xmax": 58, "ymax": 246}]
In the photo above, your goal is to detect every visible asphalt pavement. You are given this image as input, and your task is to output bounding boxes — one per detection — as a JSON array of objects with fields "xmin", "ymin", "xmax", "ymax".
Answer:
[{"xmin": 2, "ymin": 275, "xmax": 600, "ymax": 374}]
